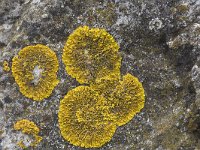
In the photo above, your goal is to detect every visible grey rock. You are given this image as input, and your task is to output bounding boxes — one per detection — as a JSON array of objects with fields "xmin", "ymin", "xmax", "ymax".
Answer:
[{"xmin": 0, "ymin": 0, "xmax": 200, "ymax": 150}]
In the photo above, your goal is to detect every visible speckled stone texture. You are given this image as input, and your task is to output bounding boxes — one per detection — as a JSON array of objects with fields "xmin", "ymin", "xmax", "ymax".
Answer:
[{"xmin": 0, "ymin": 0, "xmax": 200, "ymax": 149}]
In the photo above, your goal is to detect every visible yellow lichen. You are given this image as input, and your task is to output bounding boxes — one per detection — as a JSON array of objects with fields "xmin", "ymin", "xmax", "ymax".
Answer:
[
  {"xmin": 62, "ymin": 26, "xmax": 121, "ymax": 84},
  {"xmin": 59, "ymin": 26, "xmax": 145, "ymax": 148},
  {"xmin": 12, "ymin": 44, "xmax": 59, "ymax": 101},
  {"xmin": 30, "ymin": 135, "xmax": 43, "ymax": 147},
  {"xmin": 14, "ymin": 119, "xmax": 39, "ymax": 135},
  {"xmin": 91, "ymin": 73, "xmax": 145, "ymax": 126},
  {"xmin": 3, "ymin": 60, "xmax": 10, "ymax": 72},
  {"xmin": 14, "ymin": 119, "xmax": 43, "ymax": 149},
  {"xmin": 17, "ymin": 140, "xmax": 26, "ymax": 149},
  {"xmin": 91, "ymin": 73, "xmax": 120, "ymax": 98},
  {"xmin": 110, "ymin": 74, "xmax": 145, "ymax": 126},
  {"xmin": 58, "ymin": 86, "xmax": 117, "ymax": 148}
]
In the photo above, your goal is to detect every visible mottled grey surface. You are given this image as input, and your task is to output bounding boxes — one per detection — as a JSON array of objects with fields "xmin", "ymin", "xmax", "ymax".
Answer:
[{"xmin": 0, "ymin": 0, "xmax": 200, "ymax": 150}]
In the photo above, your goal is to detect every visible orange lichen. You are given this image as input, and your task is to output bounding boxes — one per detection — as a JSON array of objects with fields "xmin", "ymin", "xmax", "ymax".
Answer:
[
  {"xmin": 62, "ymin": 26, "xmax": 121, "ymax": 84},
  {"xmin": 12, "ymin": 44, "xmax": 59, "ymax": 101},
  {"xmin": 58, "ymin": 86, "xmax": 116, "ymax": 148},
  {"xmin": 14, "ymin": 119, "xmax": 43, "ymax": 149}
]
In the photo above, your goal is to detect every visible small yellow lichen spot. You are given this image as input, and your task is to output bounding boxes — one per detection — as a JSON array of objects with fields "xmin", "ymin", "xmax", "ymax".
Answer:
[
  {"xmin": 3, "ymin": 60, "xmax": 10, "ymax": 72},
  {"xmin": 12, "ymin": 44, "xmax": 59, "ymax": 101},
  {"xmin": 58, "ymin": 86, "xmax": 117, "ymax": 148},
  {"xmin": 30, "ymin": 135, "xmax": 43, "ymax": 147},
  {"xmin": 62, "ymin": 26, "xmax": 121, "ymax": 84},
  {"xmin": 14, "ymin": 119, "xmax": 43, "ymax": 149},
  {"xmin": 17, "ymin": 140, "xmax": 26, "ymax": 149}
]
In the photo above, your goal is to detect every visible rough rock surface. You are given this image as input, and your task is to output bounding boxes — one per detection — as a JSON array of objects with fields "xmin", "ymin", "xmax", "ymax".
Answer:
[{"xmin": 0, "ymin": 0, "xmax": 200, "ymax": 149}]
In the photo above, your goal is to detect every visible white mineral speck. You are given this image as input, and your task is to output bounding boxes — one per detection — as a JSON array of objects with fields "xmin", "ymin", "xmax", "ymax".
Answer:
[
  {"xmin": 32, "ymin": 65, "xmax": 44, "ymax": 85},
  {"xmin": 149, "ymin": 18, "xmax": 163, "ymax": 30}
]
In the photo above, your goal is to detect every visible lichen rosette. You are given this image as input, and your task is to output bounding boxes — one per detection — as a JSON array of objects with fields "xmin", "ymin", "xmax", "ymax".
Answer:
[
  {"xmin": 110, "ymin": 74, "xmax": 145, "ymax": 126},
  {"xmin": 91, "ymin": 73, "xmax": 145, "ymax": 126},
  {"xmin": 12, "ymin": 44, "xmax": 59, "ymax": 101},
  {"xmin": 62, "ymin": 26, "xmax": 121, "ymax": 84},
  {"xmin": 58, "ymin": 86, "xmax": 117, "ymax": 148}
]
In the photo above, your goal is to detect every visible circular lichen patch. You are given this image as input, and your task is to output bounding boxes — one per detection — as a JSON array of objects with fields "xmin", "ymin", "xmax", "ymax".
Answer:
[
  {"xmin": 62, "ymin": 26, "xmax": 121, "ymax": 84},
  {"xmin": 110, "ymin": 73, "xmax": 145, "ymax": 126},
  {"xmin": 91, "ymin": 73, "xmax": 145, "ymax": 126},
  {"xmin": 58, "ymin": 86, "xmax": 116, "ymax": 148},
  {"xmin": 12, "ymin": 44, "xmax": 59, "ymax": 101}
]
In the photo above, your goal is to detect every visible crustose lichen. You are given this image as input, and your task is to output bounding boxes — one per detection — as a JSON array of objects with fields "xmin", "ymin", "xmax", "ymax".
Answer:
[
  {"xmin": 59, "ymin": 26, "xmax": 145, "ymax": 148},
  {"xmin": 14, "ymin": 119, "xmax": 43, "ymax": 149},
  {"xmin": 62, "ymin": 26, "xmax": 121, "ymax": 84},
  {"xmin": 3, "ymin": 60, "xmax": 10, "ymax": 72},
  {"xmin": 12, "ymin": 44, "xmax": 59, "ymax": 101},
  {"xmin": 9, "ymin": 26, "xmax": 145, "ymax": 149},
  {"xmin": 58, "ymin": 86, "xmax": 117, "ymax": 148},
  {"xmin": 91, "ymin": 73, "xmax": 145, "ymax": 126},
  {"xmin": 59, "ymin": 73, "xmax": 145, "ymax": 148}
]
